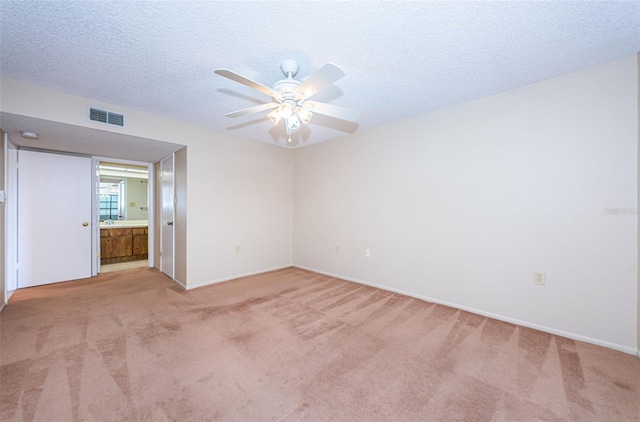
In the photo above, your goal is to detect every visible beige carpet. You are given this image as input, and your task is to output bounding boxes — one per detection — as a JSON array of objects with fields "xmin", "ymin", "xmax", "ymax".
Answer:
[{"xmin": 1, "ymin": 267, "xmax": 638, "ymax": 421}]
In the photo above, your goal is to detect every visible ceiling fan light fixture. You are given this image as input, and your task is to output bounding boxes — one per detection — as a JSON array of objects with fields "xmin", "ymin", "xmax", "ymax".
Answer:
[
  {"xmin": 267, "ymin": 109, "xmax": 281, "ymax": 125},
  {"xmin": 287, "ymin": 115, "xmax": 301, "ymax": 131},
  {"xmin": 295, "ymin": 106, "xmax": 313, "ymax": 124},
  {"xmin": 215, "ymin": 60, "xmax": 356, "ymax": 144},
  {"xmin": 279, "ymin": 103, "xmax": 293, "ymax": 119}
]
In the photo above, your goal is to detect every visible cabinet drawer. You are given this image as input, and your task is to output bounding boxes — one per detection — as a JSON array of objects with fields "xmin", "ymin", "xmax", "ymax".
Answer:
[
  {"xmin": 132, "ymin": 227, "xmax": 148, "ymax": 236},
  {"xmin": 101, "ymin": 228, "xmax": 132, "ymax": 237}
]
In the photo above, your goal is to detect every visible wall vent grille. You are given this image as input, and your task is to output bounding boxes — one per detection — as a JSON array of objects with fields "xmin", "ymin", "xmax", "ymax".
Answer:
[{"xmin": 89, "ymin": 107, "xmax": 125, "ymax": 127}]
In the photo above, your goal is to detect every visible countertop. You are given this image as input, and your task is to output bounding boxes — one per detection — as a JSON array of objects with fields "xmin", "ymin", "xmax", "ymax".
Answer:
[{"xmin": 100, "ymin": 220, "xmax": 148, "ymax": 229}]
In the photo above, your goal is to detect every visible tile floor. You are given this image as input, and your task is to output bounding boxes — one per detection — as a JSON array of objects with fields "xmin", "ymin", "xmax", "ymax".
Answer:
[{"xmin": 100, "ymin": 260, "xmax": 149, "ymax": 273}]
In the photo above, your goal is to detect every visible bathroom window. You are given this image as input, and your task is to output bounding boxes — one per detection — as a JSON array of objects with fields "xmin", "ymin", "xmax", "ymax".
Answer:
[{"xmin": 99, "ymin": 181, "xmax": 124, "ymax": 220}]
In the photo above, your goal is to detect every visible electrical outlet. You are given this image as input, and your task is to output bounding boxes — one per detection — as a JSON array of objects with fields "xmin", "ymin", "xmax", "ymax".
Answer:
[
  {"xmin": 533, "ymin": 272, "xmax": 546, "ymax": 286},
  {"xmin": 235, "ymin": 246, "xmax": 240, "ymax": 253},
  {"xmin": 336, "ymin": 245, "xmax": 340, "ymax": 253},
  {"xmin": 365, "ymin": 248, "xmax": 371, "ymax": 258}
]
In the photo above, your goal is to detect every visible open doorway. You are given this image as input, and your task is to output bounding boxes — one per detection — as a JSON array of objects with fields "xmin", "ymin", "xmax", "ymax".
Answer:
[{"xmin": 94, "ymin": 159, "xmax": 154, "ymax": 274}]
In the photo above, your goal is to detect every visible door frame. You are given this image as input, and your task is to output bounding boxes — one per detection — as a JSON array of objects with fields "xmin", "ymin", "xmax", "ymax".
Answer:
[
  {"xmin": 91, "ymin": 156, "xmax": 155, "ymax": 275},
  {"xmin": 160, "ymin": 154, "xmax": 175, "ymax": 280},
  {"xmin": 3, "ymin": 135, "xmax": 18, "ymax": 303}
]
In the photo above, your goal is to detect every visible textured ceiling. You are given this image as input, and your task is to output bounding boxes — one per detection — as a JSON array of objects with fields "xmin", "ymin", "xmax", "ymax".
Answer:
[{"xmin": 1, "ymin": 1, "xmax": 639, "ymax": 151}]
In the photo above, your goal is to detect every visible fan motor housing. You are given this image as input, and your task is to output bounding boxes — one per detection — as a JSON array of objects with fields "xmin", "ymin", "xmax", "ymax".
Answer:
[{"xmin": 273, "ymin": 78, "xmax": 300, "ymax": 95}]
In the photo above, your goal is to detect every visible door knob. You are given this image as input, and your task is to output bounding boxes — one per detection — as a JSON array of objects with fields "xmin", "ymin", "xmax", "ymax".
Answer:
[
  {"xmin": 167, "ymin": 221, "xmax": 173, "ymax": 226},
  {"xmin": 82, "ymin": 222, "xmax": 89, "ymax": 227}
]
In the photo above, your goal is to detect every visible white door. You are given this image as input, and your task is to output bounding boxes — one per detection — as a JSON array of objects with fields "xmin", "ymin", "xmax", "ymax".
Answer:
[
  {"xmin": 18, "ymin": 150, "xmax": 92, "ymax": 288},
  {"xmin": 160, "ymin": 155, "xmax": 174, "ymax": 279}
]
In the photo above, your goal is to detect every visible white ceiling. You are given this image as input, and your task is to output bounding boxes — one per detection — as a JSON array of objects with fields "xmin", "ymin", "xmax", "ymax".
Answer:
[{"xmin": 1, "ymin": 1, "xmax": 639, "ymax": 152}]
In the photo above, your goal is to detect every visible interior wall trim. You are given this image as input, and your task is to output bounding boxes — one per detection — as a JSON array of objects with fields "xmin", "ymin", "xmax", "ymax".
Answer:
[
  {"xmin": 172, "ymin": 277, "xmax": 186, "ymax": 290},
  {"xmin": 186, "ymin": 264, "xmax": 293, "ymax": 291},
  {"xmin": 293, "ymin": 265, "xmax": 637, "ymax": 356}
]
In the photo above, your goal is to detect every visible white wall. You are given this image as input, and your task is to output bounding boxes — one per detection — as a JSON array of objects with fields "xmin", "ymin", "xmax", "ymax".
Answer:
[
  {"xmin": 125, "ymin": 177, "xmax": 148, "ymax": 220},
  {"xmin": 293, "ymin": 56, "xmax": 638, "ymax": 353},
  {"xmin": 0, "ymin": 78, "xmax": 293, "ymax": 289},
  {"xmin": 185, "ymin": 136, "xmax": 293, "ymax": 288}
]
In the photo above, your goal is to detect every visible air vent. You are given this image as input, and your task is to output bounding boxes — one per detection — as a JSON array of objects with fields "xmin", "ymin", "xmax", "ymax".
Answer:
[
  {"xmin": 89, "ymin": 108, "xmax": 107, "ymax": 123},
  {"xmin": 107, "ymin": 112, "xmax": 124, "ymax": 126},
  {"xmin": 89, "ymin": 107, "xmax": 125, "ymax": 127}
]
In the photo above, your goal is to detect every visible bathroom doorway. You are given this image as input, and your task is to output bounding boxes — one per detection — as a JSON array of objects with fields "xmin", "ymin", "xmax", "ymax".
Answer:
[{"xmin": 94, "ymin": 158, "xmax": 155, "ymax": 274}]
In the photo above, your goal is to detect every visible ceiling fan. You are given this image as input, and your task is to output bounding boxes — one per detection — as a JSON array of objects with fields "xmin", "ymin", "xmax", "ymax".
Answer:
[{"xmin": 215, "ymin": 60, "xmax": 358, "ymax": 144}]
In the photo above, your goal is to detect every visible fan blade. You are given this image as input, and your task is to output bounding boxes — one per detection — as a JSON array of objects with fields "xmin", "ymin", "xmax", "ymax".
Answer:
[
  {"xmin": 215, "ymin": 69, "xmax": 283, "ymax": 101},
  {"xmin": 294, "ymin": 63, "xmax": 345, "ymax": 100},
  {"xmin": 305, "ymin": 101, "xmax": 358, "ymax": 122},
  {"xmin": 224, "ymin": 103, "xmax": 279, "ymax": 118}
]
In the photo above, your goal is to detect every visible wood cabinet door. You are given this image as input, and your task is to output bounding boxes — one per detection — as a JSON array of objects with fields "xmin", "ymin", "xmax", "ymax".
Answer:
[
  {"xmin": 111, "ymin": 236, "xmax": 133, "ymax": 258},
  {"xmin": 133, "ymin": 235, "xmax": 148, "ymax": 256},
  {"xmin": 100, "ymin": 237, "xmax": 112, "ymax": 258},
  {"xmin": 101, "ymin": 234, "xmax": 133, "ymax": 258}
]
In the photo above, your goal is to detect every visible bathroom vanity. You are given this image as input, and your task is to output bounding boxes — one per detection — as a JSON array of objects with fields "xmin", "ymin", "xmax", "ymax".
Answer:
[{"xmin": 100, "ymin": 220, "xmax": 148, "ymax": 264}]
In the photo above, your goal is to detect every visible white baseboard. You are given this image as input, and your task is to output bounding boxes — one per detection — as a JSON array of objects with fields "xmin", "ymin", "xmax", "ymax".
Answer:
[
  {"xmin": 186, "ymin": 264, "xmax": 293, "ymax": 291},
  {"xmin": 3, "ymin": 289, "xmax": 16, "ymax": 311},
  {"xmin": 294, "ymin": 265, "xmax": 637, "ymax": 356},
  {"xmin": 172, "ymin": 278, "xmax": 186, "ymax": 290}
]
